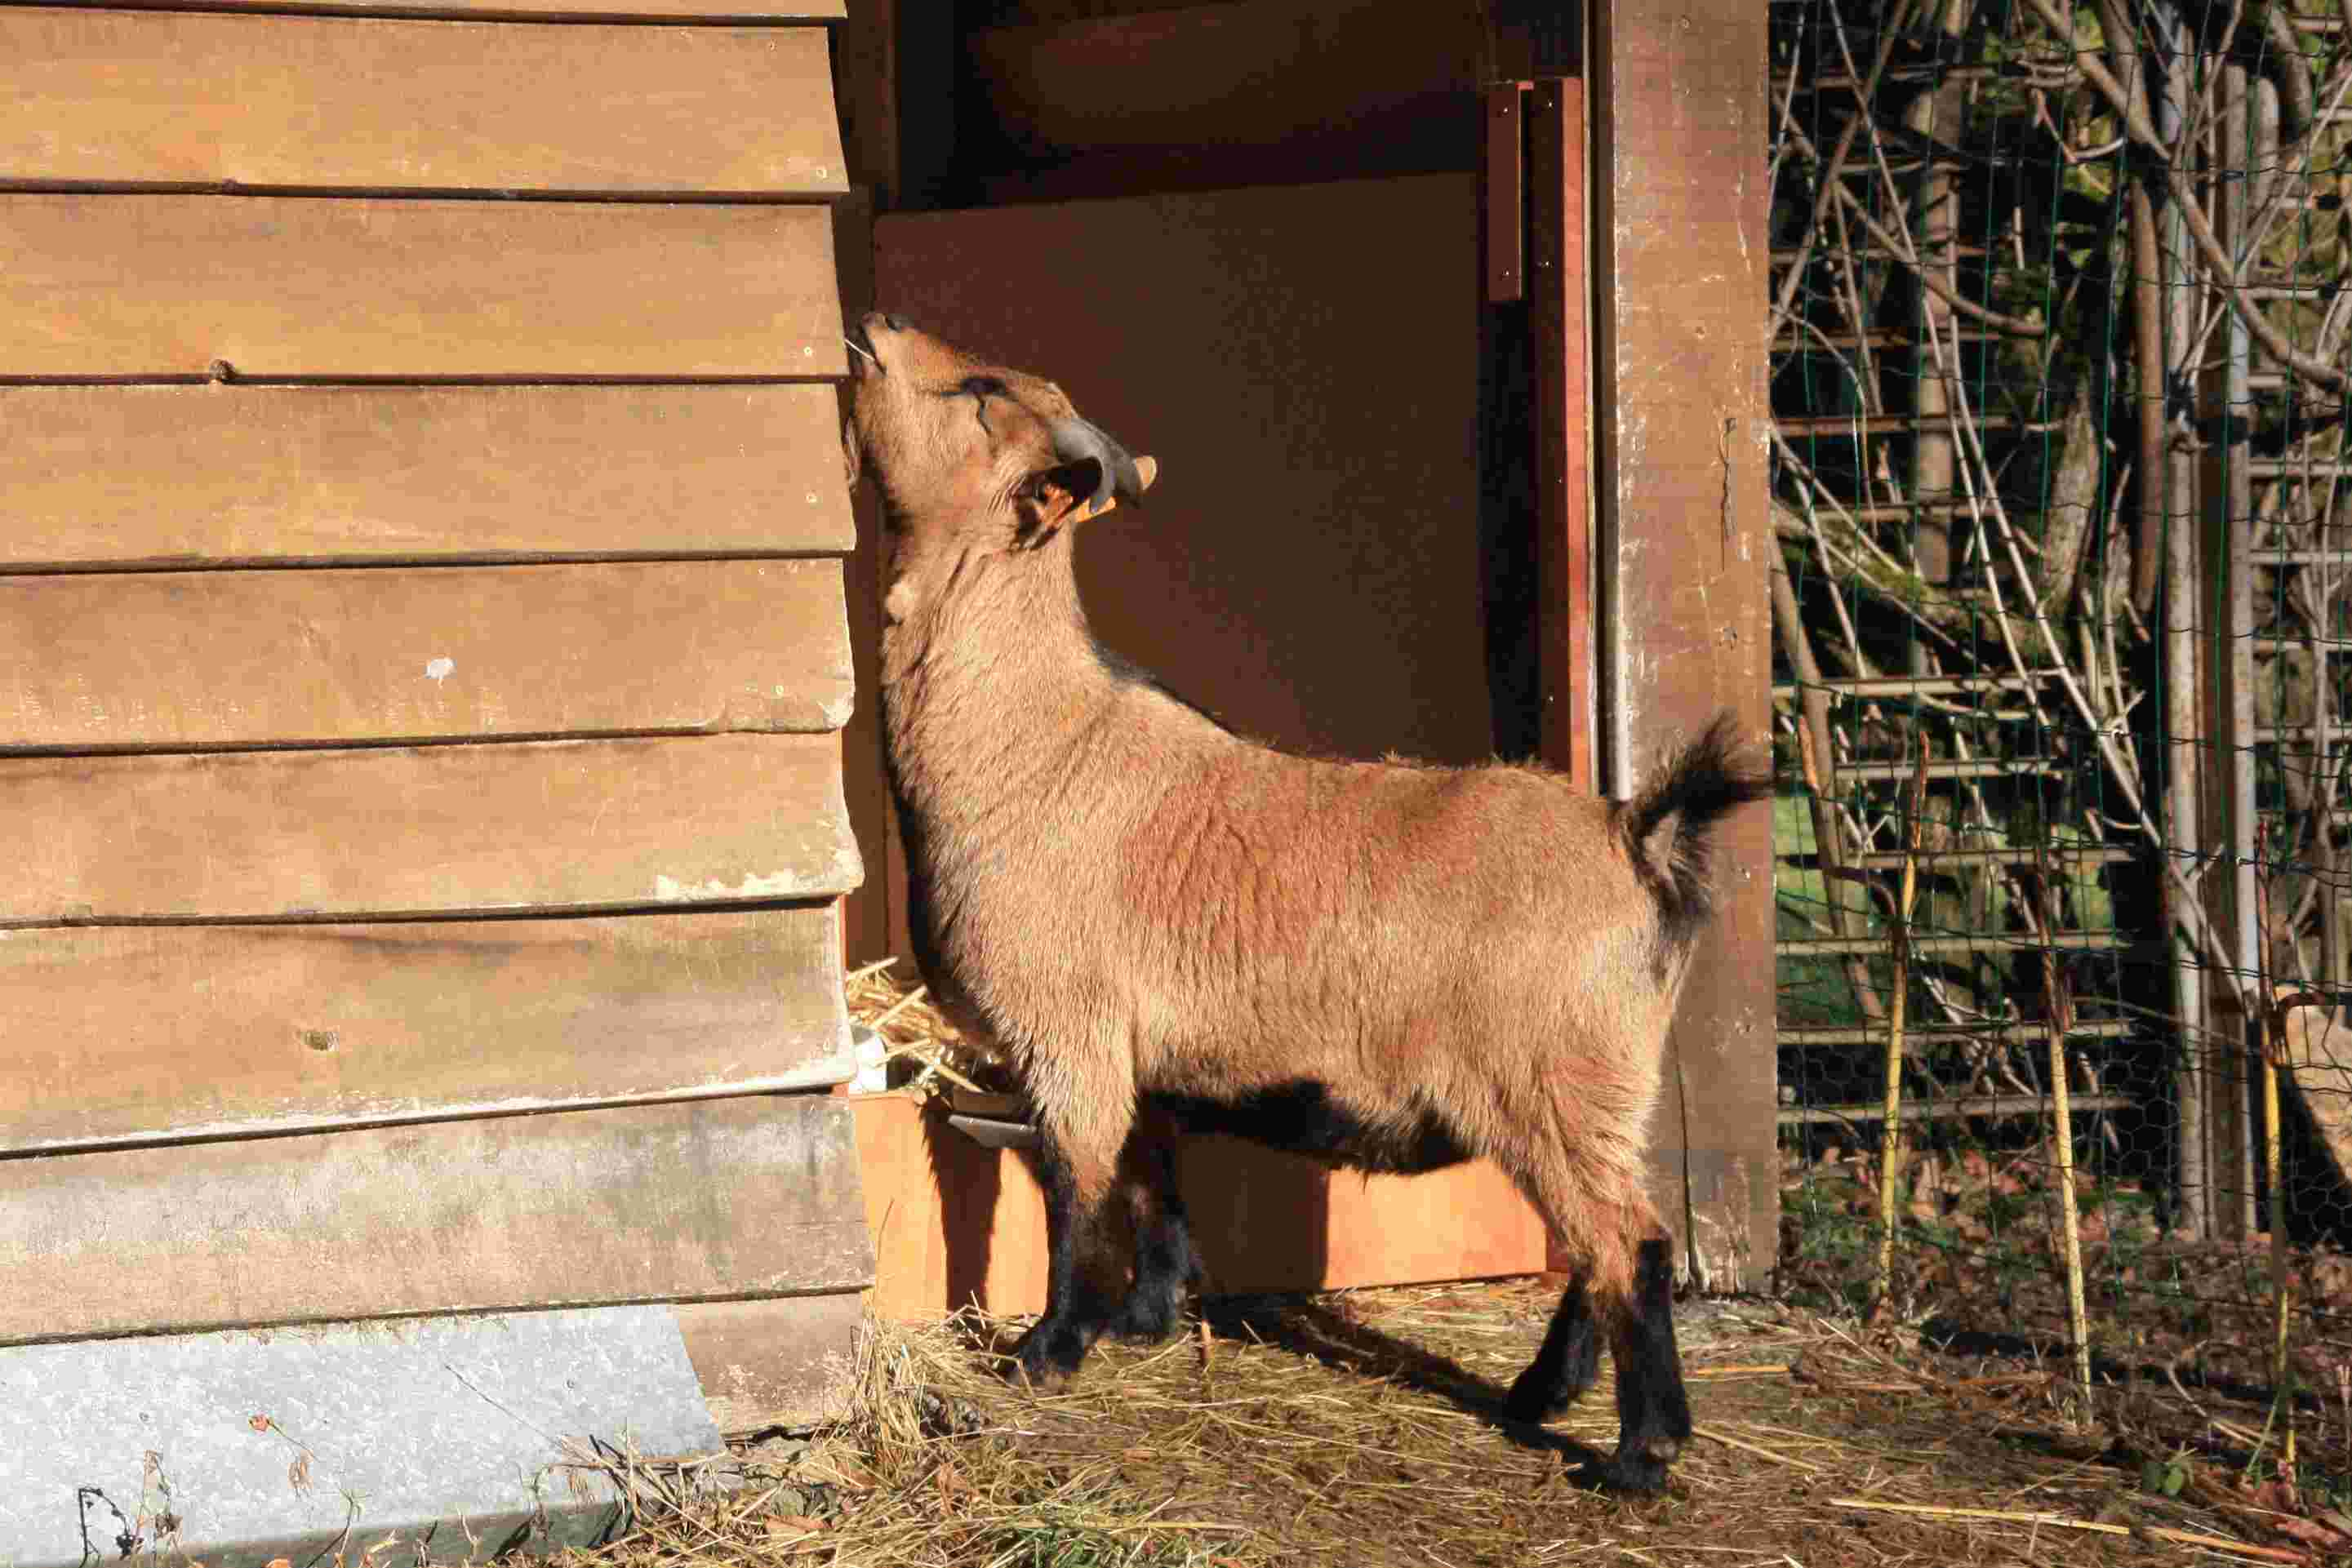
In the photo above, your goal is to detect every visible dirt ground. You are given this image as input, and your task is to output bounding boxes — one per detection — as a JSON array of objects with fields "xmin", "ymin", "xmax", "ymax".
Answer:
[{"xmin": 562, "ymin": 1277, "xmax": 2352, "ymax": 1568}]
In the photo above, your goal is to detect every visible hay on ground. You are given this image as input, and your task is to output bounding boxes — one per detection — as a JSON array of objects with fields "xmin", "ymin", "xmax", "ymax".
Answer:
[{"xmin": 558, "ymin": 1281, "xmax": 2346, "ymax": 1568}]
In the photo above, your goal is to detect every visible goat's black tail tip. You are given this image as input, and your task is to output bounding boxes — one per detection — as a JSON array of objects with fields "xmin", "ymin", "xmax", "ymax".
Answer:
[{"xmin": 1621, "ymin": 713, "xmax": 1774, "ymax": 943}]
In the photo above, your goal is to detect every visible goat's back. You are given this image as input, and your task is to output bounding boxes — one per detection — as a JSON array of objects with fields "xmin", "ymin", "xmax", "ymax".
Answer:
[{"xmin": 917, "ymin": 684, "xmax": 1673, "ymax": 1113}]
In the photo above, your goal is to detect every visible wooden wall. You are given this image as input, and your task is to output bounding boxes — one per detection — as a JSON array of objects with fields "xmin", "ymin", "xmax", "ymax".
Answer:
[{"xmin": 0, "ymin": 0, "xmax": 870, "ymax": 1430}]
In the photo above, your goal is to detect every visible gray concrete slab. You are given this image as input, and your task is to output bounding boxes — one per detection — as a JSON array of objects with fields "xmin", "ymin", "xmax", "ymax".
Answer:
[{"xmin": 0, "ymin": 1306, "xmax": 725, "ymax": 1568}]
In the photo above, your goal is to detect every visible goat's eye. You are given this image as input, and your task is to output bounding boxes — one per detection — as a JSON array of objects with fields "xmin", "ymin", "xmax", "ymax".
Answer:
[{"xmin": 958, "ymin": 376, "xmax": 1008, "ymax": 400}]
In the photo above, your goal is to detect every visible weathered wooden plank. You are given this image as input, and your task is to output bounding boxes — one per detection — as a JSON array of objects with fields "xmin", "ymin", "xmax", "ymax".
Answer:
[
  {"xmin": 0, "ymin": 1096, "xmax": 875, "ymax": 1344},
  {"xmin": 0, "ymin": 384, "xmax": 853, "ymax": 568},
  {"xmin": 0, "ymin": 562, "xmax": 852, "ymax": 749},
  {"xmin": 0, "ymin": 0, "xmax": 843, "ymax": 18},
  {"xmin": 0, "ymin": 908, "xmax": 850, "ymax": 1155},
  {"xmin": 1, "ymin": 11, "xmax": 844, "ymax": 196},
  {"xmin": 675, "ymin": 1292, "xmax": 865, "ymax": 1433},
  {"xmin": 0, "ymin": 734, "xmax": 860, "ymax": 925},
  {"xmin": 0, "ymin": 197, "xmax": 845, "ymax": 378}
]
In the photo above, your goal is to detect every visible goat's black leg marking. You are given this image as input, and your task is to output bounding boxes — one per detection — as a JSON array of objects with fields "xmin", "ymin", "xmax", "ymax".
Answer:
[
  {"xmin": 1502, "ymin": 1271, "xmax": 1602, "ymax": 1423},
  {"xmin": 1114, "ymin": 1135, "xmax": 1198, "ymax": 1342},
  {"xmin": 1010, "ymin": 1138, "xmax": 1123, "ymax": 1388},
  {"xmin": 1597, "ymin": 1237, "xmax": 1692, "ymax": 1495}
]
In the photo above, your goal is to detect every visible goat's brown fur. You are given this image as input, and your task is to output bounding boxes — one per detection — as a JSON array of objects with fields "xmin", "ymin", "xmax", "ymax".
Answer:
[{"xmin": 847, "ymin": 313, "xmax": 1768, "ymax": 1493}]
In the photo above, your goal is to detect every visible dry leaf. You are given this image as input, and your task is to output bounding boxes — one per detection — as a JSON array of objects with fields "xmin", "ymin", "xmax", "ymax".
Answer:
[
  {"xmin": 288, "ymin": 1454, "xmax": 313, "ymax": 1495},
  {"xmin": 766, "ymin": 1516, "xmax": 826, "ymax": 1535},
  {"xmin": 250, "ymin": 1416, "xmax": 273, "ymax": 1434},
  {"xmin": 823, "ymin": 1457, "xmax": 875, "ymax": 1493},
  {"xmin": 765, "ymin": 1517, "xmax": 827, "ymax": 1556},
  {"xmin": 2270, "ymin": 1514, "xmax": 2352, "ymax": 1551}
]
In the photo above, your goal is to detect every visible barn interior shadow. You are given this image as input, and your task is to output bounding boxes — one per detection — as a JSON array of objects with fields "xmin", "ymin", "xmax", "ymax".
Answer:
[{"xmin": 918, "ymin": 1100, "xmax": 1002, "ymax": 1321}]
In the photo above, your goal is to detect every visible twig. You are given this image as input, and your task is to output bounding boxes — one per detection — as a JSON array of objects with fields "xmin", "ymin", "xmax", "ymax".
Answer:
[
  {"xmin": 2016, "ymin": 0, "xmax": 2349, "ymax": 392},
  {"xmin": 1689, "ymin": 1426, "xmax": 1828, "ymax": 1473}
]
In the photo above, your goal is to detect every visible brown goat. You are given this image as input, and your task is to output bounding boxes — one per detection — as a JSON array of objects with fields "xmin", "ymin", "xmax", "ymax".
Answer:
[{"xmin": 844, "ymin": 313, "xmax": 1769, "ymax": 1492}]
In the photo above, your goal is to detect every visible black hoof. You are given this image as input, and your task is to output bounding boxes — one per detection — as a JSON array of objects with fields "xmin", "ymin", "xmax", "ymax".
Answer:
[
  {"xmin": 1007, "ymin": 1321, "xmax": 1092, "ymax": 1390},
  {"xmin": 1113, "ymin": 1293, "xmax": 1185, "ymax": 1344},
  {"xmin": 1502, "ymin": 1368, "xmax": 1574, "ymax": 1424},
  {"xmin": 1588, "ymin": 1452, "xmax": 1672, "ymax": 1495}
]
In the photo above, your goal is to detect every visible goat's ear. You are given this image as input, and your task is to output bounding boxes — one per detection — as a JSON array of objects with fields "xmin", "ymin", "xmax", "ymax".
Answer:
[
  {"xmin": 840, "ymin": 415, "xmax": 862, "ymax": 490},
  {"xmin": 1011, "ymin": 456, "xmax": 1111, "ymax": 549}
]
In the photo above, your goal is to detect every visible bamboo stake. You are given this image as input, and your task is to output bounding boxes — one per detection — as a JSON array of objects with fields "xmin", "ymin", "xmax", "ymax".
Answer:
[
  {"xmin": 2252, "ymin": 846, "xmax": 2305, "ymax": 1477},
  {"xmin": 1872, "ymin": 733, "xmax": 1930, "ymax": 1321},
  {"xmin": 2030, "ymin": 830, "xmax": 2093, "ymax": 1402},
  {"xmin": 2261, "ymin": 1044, "xmax": 2296, "ymax": 1473}
]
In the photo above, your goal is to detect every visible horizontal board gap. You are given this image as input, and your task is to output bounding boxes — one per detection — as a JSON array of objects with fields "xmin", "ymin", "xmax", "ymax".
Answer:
[
  {"xmin": 0, "ymin": 182, "xmax": 847, "ymax": 204},
  {"xmin": 0, "ymin": 1077, "xmax": 852, "ymax": 1163},
  {"xmin": 0, "ymin": 550, "xmax": 856, "ymax": 577},
  {"xmin": 0, "ymin": 1287, "xmax": 868, "ymax": 1352},
  {"xmin": 0, "ymin": 894, "xmax": 848, "ymax": 932},
  {"xmin": 0, "ymin": 374, "xmax": 847, "ymax": 388},
  {"xmin": 0, "ymin": 723, "xmax": 850, "ymax": 755},
  {"xmin": 0, "ymin": 899, "xmax": 844, "ymax": 932},
  {"xmin": 0, "ymin": 2, "xmax": 843, "ymax": 20}
]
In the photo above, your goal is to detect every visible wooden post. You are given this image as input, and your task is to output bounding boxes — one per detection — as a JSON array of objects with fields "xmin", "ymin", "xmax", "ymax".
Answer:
[
  {"xmin": 1528, "ymin": 80, "xmax": 1593, "ymax": 791},
  {"xmin": 1589, "ymin": 0, "xmax": 1775, "ymax": 1287}
]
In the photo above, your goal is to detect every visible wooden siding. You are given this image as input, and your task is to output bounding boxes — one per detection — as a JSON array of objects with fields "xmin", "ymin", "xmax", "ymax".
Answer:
[
  {"xmin": 1, "ymin": 11, "xmax": 844, "ymax": 196},
  {"xmin": 0, "ymin": 196, "xmax": 845, "ymax": 379},
  {"xmin": 0, "ymin": 0, "xmax": 867, "ymax": 1409},
  {"xmin": 0, "ymin": 384, "xmax": 853, "ymax": 569},
  {"xmin": 0, "ymin": 908, "xmax": 849, "ymax": 1156},
  {"xmin": 2, "ymin": 734, "xmax": 858, "ymax": 924},
  {"xmin": 0, "ymin": 1096, "xmax": 874, "ymax": 1344},
  {"xmin": 0, "ymin": 562, "xmax": 853, "ymax": 748}
]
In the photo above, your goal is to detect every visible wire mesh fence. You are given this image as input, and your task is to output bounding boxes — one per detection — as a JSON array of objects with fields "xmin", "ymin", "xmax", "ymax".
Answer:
[{"xmin": 1767, "ymin": 0, "xmax": 2352, "ymax": 1472}]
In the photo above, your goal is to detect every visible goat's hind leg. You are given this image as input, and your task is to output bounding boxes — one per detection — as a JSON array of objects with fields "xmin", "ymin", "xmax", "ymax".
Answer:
[
  {"xmin": 1508, "ymin": 1162, "xmax": 1691, "ymax": 1493},
  {"xmin": 1602, "ymin": 1230, "xmax": 1692, "ymax": 1493},
  {"xmin": 1502, "ymin": 1271, "xmax": 1603, "ymax": 1423}
]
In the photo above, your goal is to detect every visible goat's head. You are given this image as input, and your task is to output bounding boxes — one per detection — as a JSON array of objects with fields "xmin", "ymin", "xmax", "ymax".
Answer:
[{"xmin": 844, "ymin": 314, "xmax": 1156, "ymax": 602}]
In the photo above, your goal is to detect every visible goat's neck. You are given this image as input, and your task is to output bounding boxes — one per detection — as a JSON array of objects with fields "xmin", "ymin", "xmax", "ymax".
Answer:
[{"xmin": 879, "ymin": 536, "xmax": 1117, "ymax": 827}]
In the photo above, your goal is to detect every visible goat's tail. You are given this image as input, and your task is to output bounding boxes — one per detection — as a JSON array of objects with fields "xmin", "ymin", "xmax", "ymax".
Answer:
[{"xmin": 1616, "ymin": 714, "xmax": 1774, "ymax": 953}]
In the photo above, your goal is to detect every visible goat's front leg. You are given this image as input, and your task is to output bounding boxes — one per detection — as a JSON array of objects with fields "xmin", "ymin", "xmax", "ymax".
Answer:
[
  {"xmin": 1011, "ymin": 1112, "xmax": 1134, "ymax": 1388},
  {"xmin": 1113, "ymin": 1117, "xmax": 1198, "ymax": 1342}
]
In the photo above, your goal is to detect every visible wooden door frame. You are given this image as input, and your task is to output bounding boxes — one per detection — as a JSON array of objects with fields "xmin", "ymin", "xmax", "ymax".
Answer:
[{"xmin": 1589, "ymin": 0, "xmax": 1776, "ymax": 1289}]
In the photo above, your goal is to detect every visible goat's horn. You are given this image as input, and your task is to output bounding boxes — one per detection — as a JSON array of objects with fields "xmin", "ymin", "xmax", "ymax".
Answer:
[{"xmin": 1049, "ymin": 417, "xmax": 1152, "ymax": 513}]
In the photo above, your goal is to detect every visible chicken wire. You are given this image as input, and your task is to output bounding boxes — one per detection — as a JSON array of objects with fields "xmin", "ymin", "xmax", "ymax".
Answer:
[{"xmin": 1767, "ymin": 0, "xmax": 2352, "ymax": 1442}]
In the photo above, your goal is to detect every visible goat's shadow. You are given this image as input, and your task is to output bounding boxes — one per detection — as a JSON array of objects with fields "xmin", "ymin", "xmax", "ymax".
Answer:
[
  {"xmin": 1197, "ymin": 1295, "xmax": 1616, "ymax": 1481},
  {"xmin": 953, "ymin": 1292, "xmax": 1630, "ymax": 1489}
]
